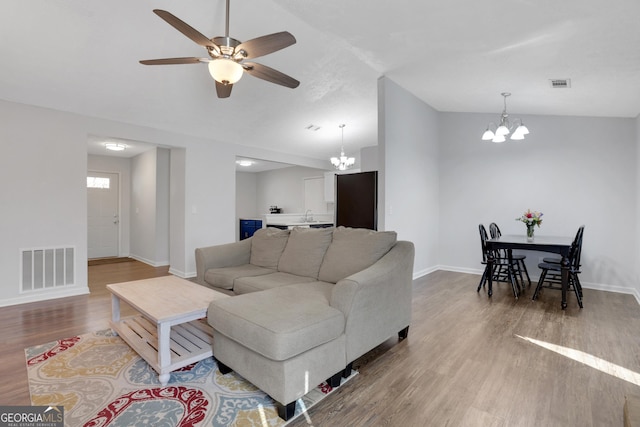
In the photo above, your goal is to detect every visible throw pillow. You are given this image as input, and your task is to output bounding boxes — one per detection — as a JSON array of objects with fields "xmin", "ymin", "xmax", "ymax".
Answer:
[
  {"xmin": 318, "ymin": 226, "xmax": 397, "ymax": 283},
  {"xmin": 250, "ymin": 227, "xmax": 290, "ymax": 269},
  {"xmin": 278, "ymin": 227, "xmax": 334, "ymax": 278}
]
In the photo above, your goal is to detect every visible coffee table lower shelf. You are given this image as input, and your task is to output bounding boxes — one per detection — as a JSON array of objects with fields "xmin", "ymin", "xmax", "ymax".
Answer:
[{"xmin": 110, "ymin": 314, "xmax": 213, "ymax": 385}]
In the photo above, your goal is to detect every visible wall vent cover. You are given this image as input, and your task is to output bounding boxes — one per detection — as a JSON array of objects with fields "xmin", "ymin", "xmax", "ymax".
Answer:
[
  {"xmin": 21, "ymin": 247, "xmax": 75, "ymax": 292},
  {"xmin": 549, "ymin": 79, "xmax": 571, "ymax": 88}
]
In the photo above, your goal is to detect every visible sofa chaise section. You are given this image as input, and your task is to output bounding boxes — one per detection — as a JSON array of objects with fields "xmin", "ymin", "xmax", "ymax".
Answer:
[{"xmin": 197, "ymin": 226, "xmax": 415, "ymax": 420}]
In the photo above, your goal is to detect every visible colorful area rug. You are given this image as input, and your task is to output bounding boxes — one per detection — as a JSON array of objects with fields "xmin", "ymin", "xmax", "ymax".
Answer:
[{"xmin": 26, "ymin": 329, "xmax": 356, "ymax": 426}]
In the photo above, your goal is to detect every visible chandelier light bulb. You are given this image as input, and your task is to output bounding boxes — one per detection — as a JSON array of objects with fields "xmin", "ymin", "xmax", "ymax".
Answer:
[
  {"xmin": 482, "ymin": 129, "xmax": 495, "ymax": 140},
  {"xmin": 496, "ymin": 124, "xmax": 510, "ymax": 136},
  {"xmin": 517, "ymin": 124, "xmax": 530, "ymax": 135},
  {"xmin": 510, "ymin": 131, "xmax": 525, "ymax": 140},
  {"xmin": 492, "ymin": 134, "xmax": 506, "ymax": 143}
]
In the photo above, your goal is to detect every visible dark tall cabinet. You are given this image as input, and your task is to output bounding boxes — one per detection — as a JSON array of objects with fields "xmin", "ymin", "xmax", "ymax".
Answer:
[{"xmin": 335, "ymin": 171, "xmax": 378, "ymax": 230}]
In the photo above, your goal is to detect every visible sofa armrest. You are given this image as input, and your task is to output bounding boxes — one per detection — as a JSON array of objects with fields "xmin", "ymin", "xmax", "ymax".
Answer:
[
  {"xmin": 195, "ymin": 238, "xmax": 252, "ymax": 285},
  {"xmin": 330, "ymin": 240, "xmax": 415, "ymax": 362}
]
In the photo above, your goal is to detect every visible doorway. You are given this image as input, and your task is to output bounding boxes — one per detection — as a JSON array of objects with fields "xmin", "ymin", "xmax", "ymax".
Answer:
[{"xmin": 87, "ymin": 171, "xmax": 120, "ymax": 259}]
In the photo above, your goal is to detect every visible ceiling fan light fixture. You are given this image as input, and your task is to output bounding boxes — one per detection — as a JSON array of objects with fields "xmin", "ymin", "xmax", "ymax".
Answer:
[
  {"xmin": 208, "ymin": 58, "xmax": 243, "ymax": 84},
  {"xmin": 141, "ymin": 5, "xmax": 299, "ymax": 98}
]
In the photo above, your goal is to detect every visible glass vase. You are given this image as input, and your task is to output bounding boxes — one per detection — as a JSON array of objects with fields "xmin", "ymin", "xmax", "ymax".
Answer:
[{"xmin": 526, "ymin": 224, "xmax": 535, "ymax": 241}]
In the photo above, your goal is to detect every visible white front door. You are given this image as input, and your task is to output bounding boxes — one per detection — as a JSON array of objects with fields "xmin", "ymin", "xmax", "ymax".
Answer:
[{"xmin": 87, "ymin": 172, "xmax": 120, "ymax": 259}]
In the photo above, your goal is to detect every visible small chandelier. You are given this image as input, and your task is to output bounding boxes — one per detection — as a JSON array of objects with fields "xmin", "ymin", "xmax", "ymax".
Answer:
[
  {"xmin": 481, "ymin": 92, "xmax": 530, "ymax": 143},
  {"xmin": 330, "ymin": 124, "xmax": 355, "ymax": 170}
]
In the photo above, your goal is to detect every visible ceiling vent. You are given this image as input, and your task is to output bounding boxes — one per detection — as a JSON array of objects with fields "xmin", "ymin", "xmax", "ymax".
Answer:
[{"xmin": 549, "ymin": 79, "xmax": 571, "ymax": 88}]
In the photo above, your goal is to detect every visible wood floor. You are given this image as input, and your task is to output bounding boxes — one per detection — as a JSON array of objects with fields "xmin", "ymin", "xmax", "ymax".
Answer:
[{"xmin": 1, "ymin": 263, "xmax": 639, "ymax": 426}]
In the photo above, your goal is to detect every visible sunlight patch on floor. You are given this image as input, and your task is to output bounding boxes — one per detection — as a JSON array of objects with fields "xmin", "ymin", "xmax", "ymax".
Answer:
[{"xmin": 516, "ymin": 335, "xmax": 640, "ymax": 386}]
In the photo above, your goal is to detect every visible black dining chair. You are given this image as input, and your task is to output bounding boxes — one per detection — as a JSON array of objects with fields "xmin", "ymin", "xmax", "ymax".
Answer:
[
  {"xmin": 489, "ymin": 222, "xmax": 531, "ymax": 287},
  {"xmin": 477, "ymin": 224, "xmax": 520, "ymax": 297},
  {"xmin": 532, "ymin": 225, "xmax": 585, "ymax": 308}
]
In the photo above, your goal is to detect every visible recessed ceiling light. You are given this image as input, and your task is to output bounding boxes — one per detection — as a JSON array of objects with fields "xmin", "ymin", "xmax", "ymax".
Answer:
[
  {"xmin": 236, "ymin": 160, "xmax": 254, "ymax": 167},
  {"xmin": 105, "ymin": 143, "xmax": 127, "ymax": 151}
]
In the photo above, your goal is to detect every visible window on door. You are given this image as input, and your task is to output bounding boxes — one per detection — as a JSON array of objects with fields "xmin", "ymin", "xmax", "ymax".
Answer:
[{"xmin": 87, "ymin": 176, "xmax": 110, "ymax": 189}]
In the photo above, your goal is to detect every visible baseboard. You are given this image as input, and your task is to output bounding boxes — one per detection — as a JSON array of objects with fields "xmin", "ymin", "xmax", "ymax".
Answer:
[
  {"xmin": 168, "ymin": 268, "xmax": 196, "ymax": 279},
  {"xmin": 412, "ymin": 265, "xmax": 439, "ymax": 280},
  {"xmin": 129, "ymin": 254, "xmax": 169, "ymax": 268},
  {"xmin": 0, "ymin": 286, "xmax": 90, "ymax": 308},
  {"xmin": 437, "ymin": 265, "xmax": 484, "ymax": 275},
  {"xmin": 435, "ymin": 265, "xmax": 640, "ymax": 306}
]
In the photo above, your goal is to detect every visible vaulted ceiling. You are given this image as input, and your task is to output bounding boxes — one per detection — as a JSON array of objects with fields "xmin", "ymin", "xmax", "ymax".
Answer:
[{"xmin": 2, "ymin": 0, "xmax": 639, "ymax": 162}]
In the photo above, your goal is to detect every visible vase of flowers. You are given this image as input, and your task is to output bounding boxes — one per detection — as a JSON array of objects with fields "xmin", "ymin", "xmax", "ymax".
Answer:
[{"xmin": 516, "ymin": 209, "xmax": 543, "ymax": 241}]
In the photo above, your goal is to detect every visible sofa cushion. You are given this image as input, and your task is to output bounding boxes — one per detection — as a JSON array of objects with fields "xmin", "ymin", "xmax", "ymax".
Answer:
[
  {"xmin": 234, "ymin": 272, "xmax": 316, "ymax": 294},
  {"xmin": 204, "ymin": 264, "xmax": 275, "ymax": 290},
  {"xmin": 208, "ymin": 282, "xmax": 344, "ymax": 361},
  {"xmin": 318, "ymin": 227, "xmax": 397, "ymax": 283},
  {"xmin": 277, "ymin": 227, "xmax": 333, "ymax": 278},
  {"xmin": 249, "ymin": 227, "xmax": 290, "ymax": 269}
]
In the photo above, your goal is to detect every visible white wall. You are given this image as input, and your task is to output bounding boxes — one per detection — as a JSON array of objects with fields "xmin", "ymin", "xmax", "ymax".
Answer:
[
  {"xmin": 155, "ymin": 147, "xmax": 170, "ymax": 266},
  {"xmin": 1, "ymin": 101, "xmax": 90, "ymax": 306},
  {"xmin": 0, "ymin": 98, "xmax": 326, "ymax": 306},
  {"xmin": 635, "ymin": 114, "xmax": 640, "ymax": 301},
  {"xmin": 378, "ymin": 77, "xmax": 441, "ymax": 276},
  {"xmin": 255, "ymin": 166, "xmax": 328, "ymax": 215},
  {"xmin": 131, "ymin": 148, "xmax": 161, "ymax": 265},
  {"xmin": 236, "ymin": 172, "xmax": 258, "ymax": 219},
  {"xmin": 87, "ymin": 154, "xmax": 131, "ymax": 257},
  {"xmin": 360, "ymin": 145, "xmax": 378, "ymax": 172},
  {"xmin": 438, "ymin": 112, "xmax": 638, "ymax": 295},
  {"xmin": 4, "ymin": 93, "xmax": 640, "ymax": 306},
  {"xmin": 169, "ymin": 148, "xmax": 186, "ymax": 277}
]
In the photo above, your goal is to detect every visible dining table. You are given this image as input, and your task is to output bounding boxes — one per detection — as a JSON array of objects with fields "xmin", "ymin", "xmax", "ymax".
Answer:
[{"xmin": 485, "ymin": 234, "xmax": 574, "ymax": 309}]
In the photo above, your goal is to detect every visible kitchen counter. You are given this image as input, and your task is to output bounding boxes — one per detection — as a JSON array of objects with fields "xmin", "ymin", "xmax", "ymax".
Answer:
[
  {"xmin": 266, "ymin": 221, "xmax": 334, "ymax": 229},
  {"xmin": 263, "ymin": 213, "xmax": 334, "ymax": 229}
]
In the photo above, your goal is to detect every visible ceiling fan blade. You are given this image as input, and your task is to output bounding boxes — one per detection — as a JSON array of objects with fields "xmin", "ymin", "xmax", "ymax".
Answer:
[
  {"xmin": 153, "ymin": 9, "xmax": 217, "ymax": 49},
  {"xmin": 243, "ymin": 62, "xmax": 300, "ymax": 89},
  {"xmin": 216, "ymin": 81, "xmax": 233, "ymax": 98},
  {"xmin": 139, "ymin": 57, "xmax": 205, "ymax": 65},
  {"xmin": 235, "ymin": 31, "xmax": 296, "ymax": 60}
]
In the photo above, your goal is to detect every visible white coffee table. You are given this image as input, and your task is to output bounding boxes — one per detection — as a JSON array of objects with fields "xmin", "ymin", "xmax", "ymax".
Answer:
[{"xmin": 107, "ymin": 275, "xmax": 228, "ymax": 385}]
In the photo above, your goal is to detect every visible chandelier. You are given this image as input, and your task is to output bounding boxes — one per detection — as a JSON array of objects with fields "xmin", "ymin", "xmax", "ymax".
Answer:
[
  {"xmin": 481, "ymin": 92, "xmax": 530, "ymax": 143},
  {"xmin": 330, "ymin": 124, "xmax": 355, "ymax": 170}
]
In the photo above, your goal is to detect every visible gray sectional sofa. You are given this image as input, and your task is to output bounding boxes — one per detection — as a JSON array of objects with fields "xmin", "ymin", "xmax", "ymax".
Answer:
[{"xmin": 195, "ymin": 226, "xmax": 415, "ymax": 420}]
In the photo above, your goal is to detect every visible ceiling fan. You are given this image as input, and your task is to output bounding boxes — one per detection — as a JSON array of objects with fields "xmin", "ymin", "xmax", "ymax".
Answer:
[{"xmin": 140, "ymin": 0, "xmax": 300, "ymax": 98}]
